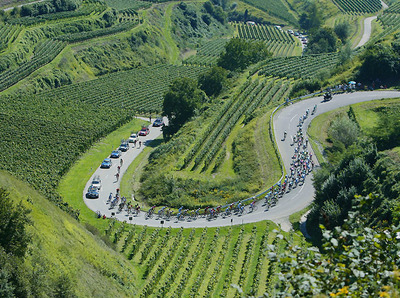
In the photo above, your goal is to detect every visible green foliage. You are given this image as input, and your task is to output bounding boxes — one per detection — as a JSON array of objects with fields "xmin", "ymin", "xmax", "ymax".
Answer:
[
  {"xmin": 334, "ymin": 22, "xmax": 350, "ymax": 42},
  {"xmin": 328, "ymin": 116, "xmax": 360, "ymax": 148},
  {"xmin": 357, "ymin": 43, "xmax": 400, "ymax": 83},
  {"xmin": 369, "ymin": 105, "xmax": 400, "ymax": 150},
  {"xmin": 239, "ymin": 0, "xmax": 297, "ymax": 25},
  {"xmin": 198, "ymin": 66, "xmax": 228, "ymax": 96},
  {"xmin": 257, "ymin": 52, "xmax": 340, "ymax": 79},
  {"xmin": 0, "ymin": 188, "xmax": 31, "ymax": 257},
  {"xmin": 218, "ymin": 38, "xmax": 271, "ymax": 71},
  {"xmin": 163, "ymin": 77, "xmax": 206, "ymax": 137},
  {"xmin": 276, "ymin": 196, "xmax": 400, "ymax": 296},
  {"xmin": 289, "ymin": 79, "xmax": 321, "ymax": 97},
  {"xmin": 333, "ymin": 0, "xmax": 382, "ymax": 14},
  {"xmin": 306, "ymin": 27, "xmax": 339, "ymax": 54},
  {"xmin": 299, "ymin": 2, "xmax": 322, "ymax": 31}
]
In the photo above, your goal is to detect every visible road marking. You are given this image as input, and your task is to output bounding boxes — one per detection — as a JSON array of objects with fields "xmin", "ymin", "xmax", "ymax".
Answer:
[{"xmin": 290, "ymin": 114, "xmax": 298, "ymax": 123}]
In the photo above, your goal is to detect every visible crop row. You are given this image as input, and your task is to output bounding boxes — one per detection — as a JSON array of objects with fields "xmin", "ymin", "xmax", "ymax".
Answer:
[
  {"xmin": 190, "ymin": 78, "xmax": 262, "ymax": 170},
  {"xmin": 183, "ymin": 54, "xmax": 219, "ymax": 66},
  {"xmin": 386, "ymin": 2, "xmax": 400, "ymax": 13},
  {"xmin": 108, "ymin": 221, "xmax": 286, "ymax": 296},
  {"xmin": 332, "ymin": 0, "xmax": 381, "ymax": 14},
  {"xmin": 266, "ymin": 40, "xmax": 298, "ymax": 57},
  {"xmin": 30, "ymin": 64, "xmax": 206, "ymax": 113},
  {"xmin": 6, "ymin": 3, "xmax": 106, "ymax": 26},
  {"xmin": 0, "ymin": 24, "xmax": 22, "ymax": 52},
  {"xmin": 257, "ymin": 52, "xmax": 340, "ymax": 79},
  {"xmin": 197, "ymin": 38, "xmax": 229, "ymax": 56},
  {"xmin": 367, "ymin": 13, "xmax": 400, "ymax": 46},
  {"xmin": 239, "ymin": 0, "xmax": 297, "ymax": 24},
  {"xmin": 195, "ymin": 77, "xmax": 290, "ymax": 172},
  {"xmin": 0, "ymin": 39, "xmax": 66, "ymax": 91},
  {"xmin": 182, "ymin": 79, "xmax": 253, "ymax": 169},
  {"xmin": 56, "ymin": 21, "xmax": 138, "ymax": 43},
  {"xmin": 235, "ymin": 22, "xmax": 295, "ymax": 43}
]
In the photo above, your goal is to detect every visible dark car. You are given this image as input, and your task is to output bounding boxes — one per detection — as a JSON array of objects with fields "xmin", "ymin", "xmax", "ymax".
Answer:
[
  {"xmin": 100, "ymin": 158, "xmax": 112, "ymax": 168},
  {"xmin": 119, "ymin": 142, "xmax": 129, "ymax": 152},
  {"xmin": 110, "ymin": 150, "xmax": 121, "ymax": 158},
  {"xmin": 138, "ymin": 126, "xmax": 150, "ymax": 136},
  {"xmin": 152, "ymin": 118, "xmax": 164, "ymax": 127},
  {"xmin": 86, "ymin": 185, "xmax": 99, "ymax": 199}
]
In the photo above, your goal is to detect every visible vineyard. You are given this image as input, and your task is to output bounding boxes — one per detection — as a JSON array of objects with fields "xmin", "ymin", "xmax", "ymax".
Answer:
[
  {"xmin": 234, "ymin": 22, "xmax": 300, "ymax": 57},
  {"xmin": 239, "ymin": 0, "xmax": 297, "ymax": 25},
  {"xmin": 32, "ymin": 64, "xmax": 206, "ymax": 113},
  {"xmin": 367, "ymin": 13, "xmax": 400, "ymax": 45},
  {"xmin": 0, "ymin": 24, "xmax": 22, "ymax": 52},
  {"xmin": 104, "ymin": 220, "xmax": 297, "ymax": 297},
  {"xmin": 332, "ymin": 0, "xmax": 382, "ymax": 14},
  {"xmin": 0, "ymin": 88, "xmax": 131, "ymax": 202},
  {"xmin": 6, "ymin": 2, "xmax": 107, "ymax": 26},
  {"xmin": 0, "ymin": 39, "xmax": 66, "ymax": 91},
  {"xmin": 183, "ymin": 39, "xmax": 228, "ymax": 66},
  {"xmin": 182, "ymin": 76, "xmax": 292, "ymax": 172},
  {"xmin": 256, "ymin": 52, "xmax": 340, "ymax": 79},
  {"xmin": 386, "ymin": 2, "xmax": 400, "ymax": 13},
  {"xmin": 235, "ymin": 23, "xmax": 295, "ymax": 43}
]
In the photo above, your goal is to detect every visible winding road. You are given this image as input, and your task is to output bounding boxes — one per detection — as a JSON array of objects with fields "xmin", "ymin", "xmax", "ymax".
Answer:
[{"xmin": 83, "ymin": 91, "xmax": 399, "ymax": 231}]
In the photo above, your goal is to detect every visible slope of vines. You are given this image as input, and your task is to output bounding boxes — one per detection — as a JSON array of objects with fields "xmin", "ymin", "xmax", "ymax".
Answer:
[
  {"xmin": 105, "ymin": 221, "xmax": 291, "ymax": 297},
  {"xmin": 332, "ymin": 0, "xmax": 382, "ymax": 14}
]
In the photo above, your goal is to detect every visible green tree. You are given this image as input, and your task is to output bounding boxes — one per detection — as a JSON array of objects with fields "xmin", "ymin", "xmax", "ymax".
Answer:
[
  {"xmin": 198, "ymin": 66, "xmax": 227, "ymax": 96},
  {"xmin": 307, "ymin": 27, "xmax": 339, "ymax": 54},
  {"xmin": 334, "ymin": 22, "xmax": 350, "ymax": 43},
  {"xmin": 328, "ymin": 116, "xmax": 360, "ymax": 148},
  {"xmin": 0, "ymin": 188, "xmax": 32, "ymax": 258},
  {"xmin": 218, "ymin": 38, "xmax": 271, "ymax": 71},
  {"xmin": 299, "ymin": 2, "xmax": 322, "ymax": 31},
  {"xmin": 162, "ymin": 78, "xmax": 205, "ymax": 137}
]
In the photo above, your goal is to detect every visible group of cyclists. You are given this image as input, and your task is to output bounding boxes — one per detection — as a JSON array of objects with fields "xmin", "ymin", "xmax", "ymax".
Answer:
[{"xmin": 100, "ymin": 105, "xmax": 318, "ymax": 223}]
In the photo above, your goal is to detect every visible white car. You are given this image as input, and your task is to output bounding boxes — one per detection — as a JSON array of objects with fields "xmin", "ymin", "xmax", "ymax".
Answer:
[
  {"xmin": 91, "ymin": 175, "xmax": 102, "ymax": 190},
  {"xmin": 128, "ymin": 133, "xmax": 137, "ymax": 143}
]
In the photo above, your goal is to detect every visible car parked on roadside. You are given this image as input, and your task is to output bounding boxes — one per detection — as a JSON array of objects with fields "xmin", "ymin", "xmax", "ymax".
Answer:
[
  {"xmin": 152, "ymin": 118, "xmax": 164, "ymax": 127},
  {"xmin": 138, "ymin": 126, "xmax": 150, "ymax": 136},
  {"xmin": 91, "ymin": 175, "xmax": 101, "ymax": 190},
  {"xmin": 110, "ymin": 150, "xmax": 121, "ymax": 158},
  {"xmin": 86, "ymin": 185, "xmax": 99, "ymax": 199},
  {"xmin": 128, "ymin": 133, "xmax": 137, "ymax": 143},
  {"xmin": 119, "ymin": 141, "xmax": 129, "ymax": 152},
  {"xmin": 100, "ymin": 158, "xmax": 112, "ymax": 168}
]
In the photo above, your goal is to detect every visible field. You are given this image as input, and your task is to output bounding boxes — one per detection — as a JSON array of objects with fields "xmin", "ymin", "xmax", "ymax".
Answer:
[
  {"xmin": 239, "ymin": 0, "xmax": 298, "ymax": 25},
  {"xmin": 103, "ymin": 219, "xmax": 300, "ymax": 297},
  {"xmin": 332, "ymin": 0, "xmax": 382, "ymax": 14},
  {"xmin": 257, "ymin": 52, "xmax": 340, "ymax": 79},
  {"xmin": 368, "ymin": 13, "xmax": 400, "ymax": 45}
]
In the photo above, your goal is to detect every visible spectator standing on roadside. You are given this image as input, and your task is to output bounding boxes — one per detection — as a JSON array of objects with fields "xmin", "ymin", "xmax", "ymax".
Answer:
[{"xmin": 120, "ymin": 159, "xmax": 123, "ymax": 166}]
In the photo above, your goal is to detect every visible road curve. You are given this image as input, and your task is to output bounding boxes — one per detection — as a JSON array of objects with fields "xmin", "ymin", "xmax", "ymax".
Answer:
[
  {"xmin": 83, "ymin": 91, "xmax": 400, "ymax": 230},
  {"xmin": 356, "ymin": 16, "xmax": 377, "ymax": 48}
]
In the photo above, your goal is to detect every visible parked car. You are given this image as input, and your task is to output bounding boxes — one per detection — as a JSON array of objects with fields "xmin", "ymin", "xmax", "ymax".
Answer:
[
  {"xmin": 110, "ymin": 150, "xmax": 121, "ymax": 158},
  {"xmin": 128, "ymin": 133, "xmax": 137, "ymax": 143},
  {"xmin": 86, "ymin": 185, "xmax": 99, "ymax": 199},
  {"xmin": 152, "ymin": 118, "xmax": 164, "ymax": 127},
  {"xmin": 138, "ymin": 126, "xmax": 150, "ymax": 136},
  {"xmin": 119, "ymin": 141, "xmax": 129, "ymax": 152},
  {"xmin": 91, "ymin": 175, "xmax": 101, "ymax": 190},
  {"xmin": 100, "ymin": 158, "xmax": 112, "ymax": 168}
]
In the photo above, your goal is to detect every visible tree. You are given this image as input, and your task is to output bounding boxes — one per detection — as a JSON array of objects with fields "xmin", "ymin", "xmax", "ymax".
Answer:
[
  {"xmin": 334, "ymin": 22, "xmax": 350, "ymax": 43},
  {"xmin": 299, "ymin": 2, "xmax": 322, "ymax": 31},
  {"xmin": 328, "ymin": 116, "xmax": 359, "ymax": 148},
  {"xmin": 218, "ymin": 38, "xmax": 271, "ymax": 71},
  {"xmin": 306, "ymin": 27, "xmax": 339, "ymax": 54},
  {"xmin": 198, "ymin": 66, "xmax": 227, "ymax": 96},
  {"xmin": 162, "ymin": 78, "xmax": 205, "ymax": 137},
  {"xmin": 0, "ymin": 188, "xmax": 32, "ymax": 258}
]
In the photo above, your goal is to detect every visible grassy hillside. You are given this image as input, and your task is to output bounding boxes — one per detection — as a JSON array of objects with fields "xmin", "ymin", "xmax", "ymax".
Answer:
[{"xmin": 0, "ymin": 170, "xmax": 137, "ymax": 297}]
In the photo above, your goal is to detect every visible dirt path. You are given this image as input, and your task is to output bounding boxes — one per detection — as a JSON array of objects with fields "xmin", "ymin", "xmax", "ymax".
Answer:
[{"xmin": 356, "ymin": 16, "xmax": 378, "ymax": 48}]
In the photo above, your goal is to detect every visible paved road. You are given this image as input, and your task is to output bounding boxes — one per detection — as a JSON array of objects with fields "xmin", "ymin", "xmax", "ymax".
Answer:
[
  {"xmin": 356, "ymin": 16, "xmax": 378, "ymax": 48},
  {"xmin": 83, "ymin": 91, "xmax": 399, "ymax": 230}
]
